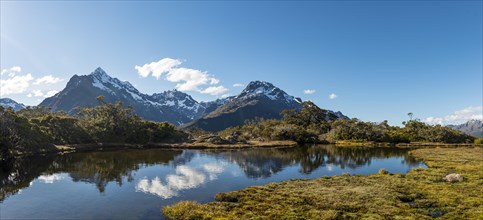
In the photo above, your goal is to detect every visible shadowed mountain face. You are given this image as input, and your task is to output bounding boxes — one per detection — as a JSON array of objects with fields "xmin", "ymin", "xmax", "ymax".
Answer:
[
  {"xmin": 216, "ymin": 145, "xmax": 421, "ymax": 178},
  {"xmin": 186, "ymin": 81, "xmax": 298, "ymax": 131},
  {"xmin": 184, "ymin": 81, "xmax": 348, "ymax": 132},
  {"xmin": 448, "ymin": 120, "xmax": 483, "ymax": 138},
  {"xmin": 38, "ymin": 68, "xmax": 208, "ymax": 125}
]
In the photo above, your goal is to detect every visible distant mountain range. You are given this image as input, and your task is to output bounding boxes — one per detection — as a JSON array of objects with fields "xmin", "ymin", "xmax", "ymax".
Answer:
[
  {"xmin": 0, "ymin": 98, "xmax": 26, "ymax": 111},
  {"xmin": 447, "ymin": 120, "xmax": 483, "ymax": 138},
  {"xmin": 3, "ymin": 67, "xmax": 348, "ymax": 130}
]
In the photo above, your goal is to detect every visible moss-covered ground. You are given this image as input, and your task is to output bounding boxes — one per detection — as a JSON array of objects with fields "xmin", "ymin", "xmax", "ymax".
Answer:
[{"xmin": 162, "ymin": 147, "xmax": 483, "ymax": 219}]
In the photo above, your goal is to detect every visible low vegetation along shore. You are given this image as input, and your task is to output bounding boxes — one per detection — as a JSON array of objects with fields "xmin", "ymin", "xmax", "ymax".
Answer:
[
  {"xmin": 163, "ymin": 147, "xmax": 483, "ymax": 219},
  {"xmin": 1, "ymin": 98, "xmax": 481, "ymax": 166},
  {"xmin": 55, "ymin": 140, "xmax": 297, "ymax": 153}
]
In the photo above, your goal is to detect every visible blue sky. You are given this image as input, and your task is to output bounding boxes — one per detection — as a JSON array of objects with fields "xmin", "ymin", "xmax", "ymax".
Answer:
[{"xmin": 1, "ymin": 1, "xmax": 482, "ymax": 125}]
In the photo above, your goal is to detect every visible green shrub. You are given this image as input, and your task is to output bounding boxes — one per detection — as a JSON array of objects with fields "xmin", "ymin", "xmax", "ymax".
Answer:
[
  {"xmin": 29, "ymin": 115, "xmax": 93, "ymax": 144},
  {"xmin": 0, "ymin": 107, "xmax": 55, "ymax": 155},
  {"xmin": 215, "ymin": 103, "xmax": 475, "ymax": 144}
]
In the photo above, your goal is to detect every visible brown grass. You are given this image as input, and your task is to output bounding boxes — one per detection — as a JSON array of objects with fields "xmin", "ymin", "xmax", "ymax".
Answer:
[{"xmin": 163, "ymin": 147, "xmax": 483, "ymax": 219}]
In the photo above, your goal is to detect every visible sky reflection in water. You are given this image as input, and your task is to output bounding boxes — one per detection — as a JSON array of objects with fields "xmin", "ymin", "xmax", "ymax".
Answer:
[
  {"xmin": 0, "ymin": 145, "xmax": 426, "ymax": 219},
  {"xmin": 136, "ymin": 162, "xmax": 226, "ymax": 199}
]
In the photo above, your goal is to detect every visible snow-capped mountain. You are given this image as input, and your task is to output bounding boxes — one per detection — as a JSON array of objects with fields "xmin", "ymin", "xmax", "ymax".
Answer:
[
  {"xmin": 184, "ymin": 80, "xmax": 348, "ymax": 131},
  {"xmin": 39, "ymin": 67, "xmax": 206, "ymax": 125},
  {"xmin": 38, "ymin": 68, "xmax": 348, "ymax": 128},
  {"xmin": 237, "ymin": 81, "xmax": 303, "ymax": 104},
  {"xmin": 448, "ymin": 120, "xmax": 483, "ymax": 138},
  {"xmin": 150, "ymin": 90, "xmax": 206, "ymax": 120},
  {"xmin": 0, "ymin": 98, "xmax": 26, "ymax": 111}
]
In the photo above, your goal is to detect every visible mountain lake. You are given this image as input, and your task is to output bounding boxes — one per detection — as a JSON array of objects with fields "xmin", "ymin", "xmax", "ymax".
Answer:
[{"xmin": 0, "ymin": 145, "xmax": 426, "ymax": 219}]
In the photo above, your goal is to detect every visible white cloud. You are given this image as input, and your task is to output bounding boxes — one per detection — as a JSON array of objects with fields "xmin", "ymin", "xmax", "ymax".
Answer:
[
  {"xmin": 135, "ymin": 58, "xmax": 182, "ymax": 79},
  {"xmin": 33, "ymin": 75, "xmax": 63, "ymax": 85},
  {"xmin": 135, "ymin": 163, "xmax": 225, "ymax": 199},
  {"xmin": 136, "ymin": 177, "xmax": 176, "ymax": 199},
  {"xmin": 423, "ymin": 106, "xmax": 483, "ymax": 125},
  {"xmin": 44, "ymin": 90, "xmax": 59, "ymax": 97},
  {"xmin": 166, "ymin": 166, "xmax": 206, "ymax": 190},
  {"xmin": 304, "ymin": 89, "xmax": 315, "ymax": 94},
  {"xmin": 1, "ymin": 67, "xmax": 63, "ymax": 98},
  {"xmin": 0, "ymin": 67, "xmax": 34, "ymax": 96},
  {"xmin": 135, "ymin": 58, "xmax": 228, "ymax": 95},
  {"xmin": 1, "ymin": 66, "xmax": 21, "ymax": 77},
  {"xmin": 201, "ymin": 86, "xmax": 229, "ymax": 95},
  {"xmin": 32, "ymin": 90, "xmax": 44, "ymax": 97},
  {"xmin": 28, "ymin": 90, "xmax": 59, "ymax": 98},
  {"xmin": 422, "ymin": 117, "xmax": 444, "ymax": 125},
  {"xmin": 326, "ymin": 164, "xmax": 334, "ymax": 172},
  {"xmin": 202, "ymin": 163, "xmax": 225, "ymax": 180},
  {"xmin": 166, "ymin": 67, "xmax": 221, "ymax": 92},
  {"xmin": 10, "ymin": 66, "xmax": 21, "ymax": 73},
  {"xmin": 38, "ymin": 174, "xmax": 64, "ymax": 184},
  {"xmin": 329, "ymin": 93, "xmax": 337, "ymax": 99},
  {"xmin": 233, "ymin": 83, "xmax": 244, "ymax": 87},
  {"xmin": 444, "ymin": 106, "xmax": 482, "ymax": 122}
]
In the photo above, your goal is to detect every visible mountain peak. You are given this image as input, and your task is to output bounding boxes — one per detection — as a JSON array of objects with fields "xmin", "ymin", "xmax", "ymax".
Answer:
[
  {"xmin": 165, "ymin": 89, "xmax": 182, "ymax": 95},
  {"xmin": 245, "ymin": 81, "xmax": 275, "ymax": 89},
  {"xmin": 239, "ymin": 80, "xmax": 295, "ymax": 103},
  {"xmin": 447, "ymin": 120, "xmax": 483, "ymax": 138},
  {"xmin": 0, "ymin": 97, "xmax": 15, "ymax": 102},
  {"xmin": 0, "ymin": 98, "xmax": 26, "ymax": 111},
  {"xmin": 93, "ymin": 67, "xmax": 106, "ymax": 74},
  {"xmin": 153, "ymin": 89, "xmax": 188, "ymax": 99},
  {"xmin": 90, "ymin": 67, "xmax": 110, "ymax": 78},
  {"xmin": 241, "ymin": 81, "xmax": 277, "ymax": 95},
  {"xmin": 150, "ymin": 89, "xmax": 205, "ymax": 119}
]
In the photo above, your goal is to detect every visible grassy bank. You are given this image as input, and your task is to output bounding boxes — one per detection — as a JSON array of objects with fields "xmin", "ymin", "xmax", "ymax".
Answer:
[
  {"xmin": 397, "ymin": 142, "xmax": 481, "ymax": 148},
  {"xmin": 334, "ymin": 140, "xmax": 395, "ymax": 147},
  {"xmin": 334, "ymin": 140, "xmax": 482, "ymax": 148},
  {"xmin": 162, "ymin": 147, "xmax": 483, "ymax": 219}
]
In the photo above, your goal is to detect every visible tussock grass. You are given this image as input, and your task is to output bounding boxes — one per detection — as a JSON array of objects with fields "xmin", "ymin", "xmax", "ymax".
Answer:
[{"xmin": 163, "ymin": 147, "xmax": 483, "ymax": 219}]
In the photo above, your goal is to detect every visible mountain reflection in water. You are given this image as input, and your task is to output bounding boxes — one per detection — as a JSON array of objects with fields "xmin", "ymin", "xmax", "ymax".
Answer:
[
  {"xmin": 211, "ymin": 146, "xmax": 422, "ymax": 178},
  {"xmin": 0, "ymin": 145, "xmax": 425, "ymax": 219},
  {"xmin": 1, "ymin": 145, "xmax": 423, "ymax": 202}
]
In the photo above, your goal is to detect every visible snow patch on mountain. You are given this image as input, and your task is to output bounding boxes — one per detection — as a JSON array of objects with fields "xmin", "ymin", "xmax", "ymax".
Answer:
[
  {"xmin": 238, "ymin": 81, "xmax": 297, "ymax": 104},
  {"xmin": 0, "ymin": 98, "xmax": 26, "ymax": 111},
  {"xmin": 152, "ymin": 90, "xmax": 204, "ymax": 113}
]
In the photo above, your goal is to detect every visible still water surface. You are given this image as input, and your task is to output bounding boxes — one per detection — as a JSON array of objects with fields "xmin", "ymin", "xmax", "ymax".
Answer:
[{"xmin": 0, "ymin": 145, "xmax": 426, "ymax": 219}]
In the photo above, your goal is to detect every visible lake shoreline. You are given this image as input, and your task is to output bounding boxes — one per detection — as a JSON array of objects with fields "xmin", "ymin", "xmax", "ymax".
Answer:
[
  {"xmin": 334, "ymin": 140, "xmax": 481, "ymax": 148},
  {"xmin": 49, "ymin": 141, "xmax": 483, "ymax": 156},
  {"xmin": 53, "ymin": 140, "xmax": 299, "ymax": 154},
  {"xmin": 13, "ymin": 140, "xmax": 481, "ymax": 157},
  {"xmin": 163, "ymin": 147, "xmax": 483, "ymax": 219}
]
